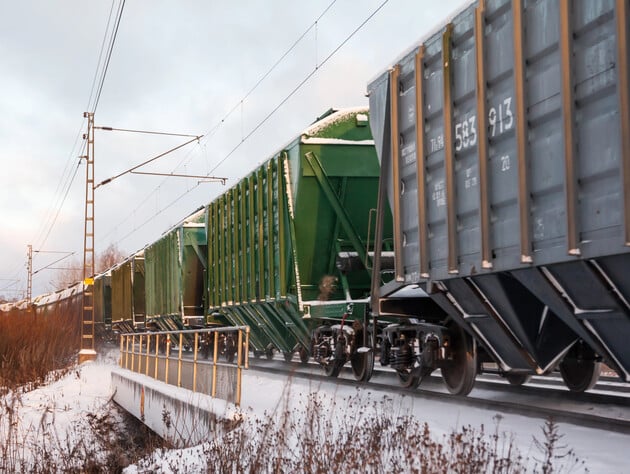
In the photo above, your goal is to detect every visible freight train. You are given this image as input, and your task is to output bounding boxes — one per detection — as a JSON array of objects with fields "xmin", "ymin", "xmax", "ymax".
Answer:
[{"xmin": 4, "ymin": 0, "xmax": 629, "ymax": 397}]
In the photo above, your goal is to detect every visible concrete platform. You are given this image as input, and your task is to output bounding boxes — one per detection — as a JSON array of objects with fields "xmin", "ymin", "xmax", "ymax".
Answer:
[{"xmin": 111, "ymin": 368, "xmax": 240, "ymax": 447}]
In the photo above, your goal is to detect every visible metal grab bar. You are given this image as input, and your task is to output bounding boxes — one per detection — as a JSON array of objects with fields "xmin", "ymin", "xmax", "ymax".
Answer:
[{"xmin": 119, "ymin": 325, "xmax": 250, "ymax": 406}]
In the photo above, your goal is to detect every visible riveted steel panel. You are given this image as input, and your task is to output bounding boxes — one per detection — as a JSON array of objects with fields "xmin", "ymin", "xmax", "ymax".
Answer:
[
  {"xmin": 369, "ymin": 0, "xmax": 630, "ymax": 379},
  {"xmin": 369, "ymin": 0, "xmax": 628, "ymax": 277}
]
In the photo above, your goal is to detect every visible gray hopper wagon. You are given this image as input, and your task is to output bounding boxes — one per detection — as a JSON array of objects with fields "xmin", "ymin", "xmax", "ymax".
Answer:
[{"xmin": 368, "ymin": 0, "xmax": 630, "ymax": 394}]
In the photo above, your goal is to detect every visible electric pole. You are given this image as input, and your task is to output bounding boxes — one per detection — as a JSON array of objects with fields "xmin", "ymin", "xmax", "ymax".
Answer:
[
  {"xmin": 26, "ymin": 244, "xmax": 33, "ymax": 304},
  {"xmin": 79, "ymin": 111, "xmax": 97, "ymax": 364}
]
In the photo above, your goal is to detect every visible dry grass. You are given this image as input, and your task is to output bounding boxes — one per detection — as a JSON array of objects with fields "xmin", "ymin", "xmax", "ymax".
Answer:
[
  {"xmin": 0, "ymin": 385, "xmax": 589, "ymax": 473},
  {"xmin": 0, "ymin": 306, "xmax": 80, "ymax": 394},
  {"xmin": 132, "ymin": 389, "xmax": 588, "ymax": 474},
  {"xmin": 0, "ymin": 391, "xmax": 165, "ymax": 473},
  {"xmin": 0, "ymin": 306, "xmax": 588, "ymax": 473}
]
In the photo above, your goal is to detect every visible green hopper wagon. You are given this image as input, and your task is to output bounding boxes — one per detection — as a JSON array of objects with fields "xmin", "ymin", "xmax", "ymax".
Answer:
[
  {"xmin": 110, "ymin": 252, "xmax": 146, "ymax": 332},
  {"xmin": 93, "ymin": 272, "xmax": 112, "ymax": 327},
  {"xmin": 206, "ymin": 108, "xmax": 392, "ymax": 360},
  {"xmin": 144, "ymin": 208, "xmax": 208, "ymax": 331}
]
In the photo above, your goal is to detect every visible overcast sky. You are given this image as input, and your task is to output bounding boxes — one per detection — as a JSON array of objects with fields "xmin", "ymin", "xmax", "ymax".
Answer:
[{"xmin": 0, "ymin": 0, "xmax": 469, "ymax": 298}]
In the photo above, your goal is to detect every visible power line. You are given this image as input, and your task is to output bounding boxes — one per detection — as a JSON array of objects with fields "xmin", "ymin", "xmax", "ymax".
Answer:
[
  {"xmin": 32, "ymin": 1, "xmax": 123, "ymax": 266},
  {"xmin": 208, "ymin": 0, "xmax": 390, "ymax": 174},
  {"xmin": 85, "ymin": 0, "xmax": 117, "ymax": 113},
  {"xmin": 1, "ymin": 0, "xmax": 126, "ymax": 297},
  {"xmin": 33, "ymin": 252, "xmax": 76, "ymax": 276},
  {"xmin": 33, "ymin": 0, "xmax": 118, "ymax": 252},
  {"xmin": 203, "ymin": 0, "xmax": 339, "ymax": 142},
  {"xmin": 36, "ymin": 159, "xmax": 83, "ymax": 254},
  {"xmin": 1, "ymin": 141, "xmax": 83, "ymax": 285},
  {"xmin": 91, "ymin": 0, "xmax": 126, "ymax": 113},
  {"xmin": 106, "ymin": 0, "xmax": 389, "ymax": 250},
  {"xmin": 101, "ymin": 0, "xmax": 339, "ymax": 243},
  {"xmin": 95, "ymin": 135, "xmax": 203, "ymax": 188},
  {"xmin": 95, "ymin": 126, "xmax": 201, "ymax": 138}
]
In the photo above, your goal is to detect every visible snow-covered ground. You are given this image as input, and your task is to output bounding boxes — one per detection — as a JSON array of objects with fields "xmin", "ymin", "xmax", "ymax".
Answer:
[{"xmin": 3, "ymin": 351, "xmax": 629, "ymax": 473}]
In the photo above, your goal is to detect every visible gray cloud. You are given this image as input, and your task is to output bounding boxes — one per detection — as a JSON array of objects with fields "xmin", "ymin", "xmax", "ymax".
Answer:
[{"xmin": 0, "ymin": 0, "xmax": 469, "ymax": 298}]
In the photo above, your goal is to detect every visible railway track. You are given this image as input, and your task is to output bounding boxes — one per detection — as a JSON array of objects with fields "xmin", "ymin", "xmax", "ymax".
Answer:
[{"xmin": 247, "ymin": 357, "xmax": 630, "ymax": 435}]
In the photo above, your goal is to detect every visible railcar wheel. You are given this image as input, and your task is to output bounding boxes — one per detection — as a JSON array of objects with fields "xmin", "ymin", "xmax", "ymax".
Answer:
[
  {"xmin": 504, "ymin": 373, "xmax": 531, "ymax": 386},
  {"xmin": 158, "ymin": 336, "xmax": 168, "ymax": 355},
  {"xmin": 441, "ymin": 322, "xmax": 476, "ymax": 396},
  {"xmin": 351, "ymin": 350, "xmax": 374, "ymax": 382},
  {"xmin": 324, "ymin": 360, "xmax": 343, "ymax": 378},
  {"xmin": 396, "ymin": 366, "xmax": 424, "ymax": 389},
  {"xmin": 265, "ymin": 346, "xmax": 275, "ymax": 360},
  {"xmin": 200, "ymin": 342, "xmax": 212, "ymax": 359},
  {"xmin": 298, "ymin": 346, "xmax": 310, "ymax": 364},
  {"xmin": 559, "ymin": 359, "xmax": 601, "ymax": 392},
  {"xmin": 225, "ymin": 345, "xmax": 236, "ymax": 364},
  {"xmin": 283, "ymin": 352, "xmax": 293, "ymax": 363}
]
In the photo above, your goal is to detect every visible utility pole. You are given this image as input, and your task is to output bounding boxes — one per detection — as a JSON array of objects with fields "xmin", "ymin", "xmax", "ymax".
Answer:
[
  {"xmin": 79, "ymin": 111, "xmax": 97, "ymax": 364},
  {"xmin": 75, "ymin": 118, "xmax": 220, "ymax": 365},
  {"xmin": 26, "ymin": 244, "xmax": 33, "ymax": 304}
]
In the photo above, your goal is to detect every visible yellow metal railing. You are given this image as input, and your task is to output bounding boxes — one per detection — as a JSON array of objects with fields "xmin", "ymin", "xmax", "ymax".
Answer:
[{"xmin": 119, "ymin": 326, "xmax": 249, "ymax": 406}]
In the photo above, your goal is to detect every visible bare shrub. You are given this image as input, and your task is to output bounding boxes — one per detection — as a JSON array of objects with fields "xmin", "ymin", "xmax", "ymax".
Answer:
[
  {"xmin": 192, "ymin": 391, "xmax": 587, "ymax": 474},
  {"xmin": 533, "ymin": 418, "xmax": 588, "ymax": 474},
  {"xmin": 0, "ymin": 392, "xmax": 165, "ymax": 473},
  {"xmin": 1, "ymin": 383, "xmax": 589, "ymax": 473},
  {"xmin": 0, "ymin": 306, "xmax": 80, "ymax": 394}
]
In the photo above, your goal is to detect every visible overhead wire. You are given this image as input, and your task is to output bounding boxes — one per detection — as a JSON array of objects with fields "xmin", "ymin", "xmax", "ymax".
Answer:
[
  {"xmin": 202, "ymin": 0, "xmax": 339, "ymax": 141},
  {"xmin": 209, "ymin": 0, "xmax": 390, "ymax": 174},
  {"xmin": 30, "ymin": 0, "xmax": 118, "ymax": 257},
  {"xmin": 91, "ymin": 0, "xmax": 126, "ymax": 113},
  {"xmin": 4, "ymin": 0, "xmax": 126, "ymax": 295},
  {"xmin": 35, "ymin": 160, "xmax": 83, "ymax": 253},
  {"xmin": 28, "ymin": 0, "xmax": 118, "ymax": 254},
  {"xmin": 104, "ymin": 0, "xmax": 390, "ymax": 248},
  {"xmin": 85, "ymin": 0, "xmax": 118, "ymax": 113},
  {"xmin": 36, "ymin": 0, "xmax": 125, "ymax": 272},
  {"xmin": 101, "ymin": 0, "xmax": 339, "ymax": 243},
  {"xmin": 33, "ymin": 252, "xmax": 76, "ymax": 276},
  {"xmin": 1, "ymin": 150, "xmax": 84, "ymax": 293}
]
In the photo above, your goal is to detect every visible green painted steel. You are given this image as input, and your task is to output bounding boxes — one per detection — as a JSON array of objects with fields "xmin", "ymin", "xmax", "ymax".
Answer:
[
  {"xmin": 111, "ymin": 260, "xmax": 132, "ymax": 323},
  {"xmin": 206, "ymin": 108, "xmax": 392, "ymax": 353},
  {"xmin": 145, "ymin": 222, "xmax": 207, "ymax": 325},
  {"xmin": 110, "ymin": 256, "xmax": 145, "ymax": 325},
  {"xmin": 145, "ymin": 230, "xmax": 180, "ymax": 318},
  {"xmin": 181, "ymin": 225, "xmax": 207, "ymax": 322},
  {"xmin": 93, "ymin": 274, "xmax": 112, "ymax": 325}
]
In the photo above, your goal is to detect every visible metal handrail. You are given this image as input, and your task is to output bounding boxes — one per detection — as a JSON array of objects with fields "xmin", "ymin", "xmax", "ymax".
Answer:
[{"xmin": 119, "ymin": 325, "xmax": 249, "ymax": 406}]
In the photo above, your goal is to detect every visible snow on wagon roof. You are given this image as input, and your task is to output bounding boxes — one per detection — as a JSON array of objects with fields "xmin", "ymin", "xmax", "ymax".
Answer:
[{"xmin": 301, "ymin": 107, "xmax": 369, "ymax": 139}]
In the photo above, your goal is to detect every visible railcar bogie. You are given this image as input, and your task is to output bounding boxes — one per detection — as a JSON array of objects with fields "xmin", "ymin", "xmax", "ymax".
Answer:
[
  {"xmin": 380, "ymin": 321, "xmax": 450, "ymax": 390},
  {"xmin": 311, "ymin": 317, "xmax": 357, "ymax": 379}
]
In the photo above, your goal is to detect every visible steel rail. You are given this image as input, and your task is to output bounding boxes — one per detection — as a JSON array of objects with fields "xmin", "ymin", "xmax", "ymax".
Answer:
[{"xmin": 247, "ymin": 360, "xmax": 630, "ymax": 435}]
